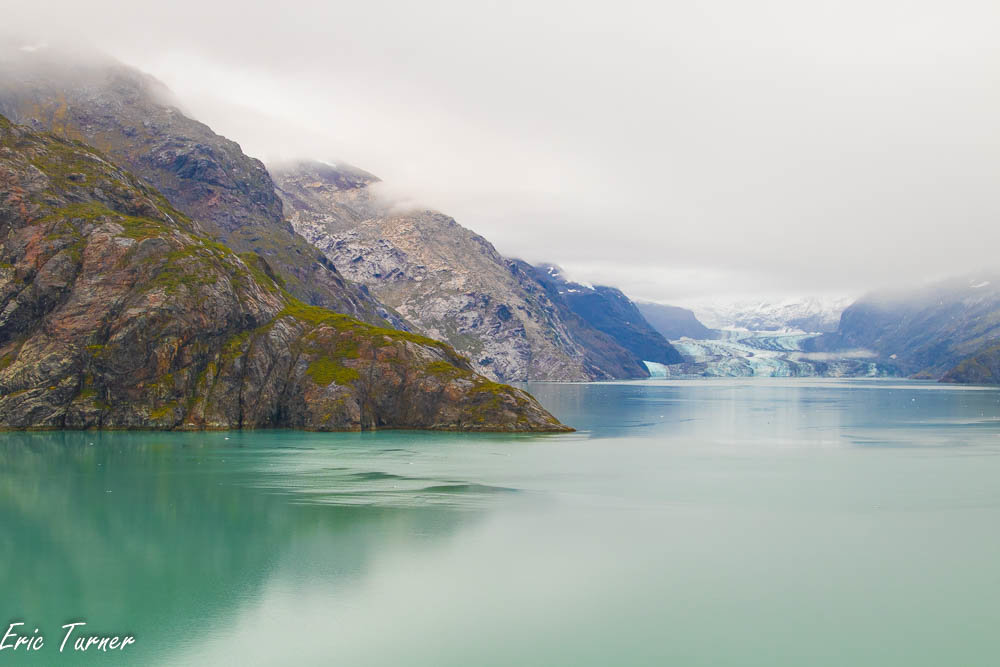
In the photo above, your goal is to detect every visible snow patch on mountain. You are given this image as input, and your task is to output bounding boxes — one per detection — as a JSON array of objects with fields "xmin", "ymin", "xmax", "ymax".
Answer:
[{"xmin": 685, "ymin": 296, "xmax": 854, "ymax": 333}]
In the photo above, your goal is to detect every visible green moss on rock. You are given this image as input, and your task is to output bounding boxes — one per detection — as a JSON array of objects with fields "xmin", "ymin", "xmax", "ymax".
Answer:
[{"xmin": 306, "ymin": 357, "xmax": 360, "ymax": 386}]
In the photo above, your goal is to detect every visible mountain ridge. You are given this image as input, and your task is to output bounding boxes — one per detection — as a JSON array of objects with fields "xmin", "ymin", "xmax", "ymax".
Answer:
[
  {"xmin": 690, "ymin": 296, "xmax": 851, "ymax": 333},
  {"xmin": 0, "ymin": 51, "xmax": 399, "ymax": 327},
  {"xmin": 0, "ymin": 114, "xmax": 568, "ymax": 431}
]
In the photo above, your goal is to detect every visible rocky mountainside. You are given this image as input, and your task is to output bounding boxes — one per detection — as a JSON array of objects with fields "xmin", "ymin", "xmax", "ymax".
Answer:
[
  {"xmin": 506, "ymin": 261, "xmax": 658, "ymax": 378},
  {"xmin": 0, "ymin": 50, "xmax": 395, "ymax": 326},
  {"xmin": 635, "ymin": 302, "xmax": 716, "ymax": 340},
  {"xmin": 0, "ymin": 115, "xmax": 568, "ymax": 431},
  {"xmin": 272, "ymin": 161, "xmax": 668, "ymax": 381},
  {"xmin": 811, "ymin": 275, "xmax": 1000, "ymax": 380},
  {"xmin": 523, "ymin": 264, "xmax": 683, "ymax": 365}
]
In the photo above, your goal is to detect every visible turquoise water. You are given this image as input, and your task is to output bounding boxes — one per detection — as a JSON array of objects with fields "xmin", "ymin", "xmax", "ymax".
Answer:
[{"xmin": 2, "ymin": 379, "xmax": 1000, "ymax": 665}]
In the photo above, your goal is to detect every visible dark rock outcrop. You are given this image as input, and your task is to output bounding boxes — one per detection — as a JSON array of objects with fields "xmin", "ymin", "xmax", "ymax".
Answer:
[
  {"xmin": 0, "ymin": 116, "xmax": 569, "ymax": 431},
  {"xmin": 0, "ymin": 50, "xmax": 397, "ymax": 326}
]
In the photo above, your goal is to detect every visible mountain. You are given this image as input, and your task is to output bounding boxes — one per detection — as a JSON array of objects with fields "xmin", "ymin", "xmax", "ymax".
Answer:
[
  {"xmin": 271, "ymin": 161, "xmax": 672, "ymax": 381},
  {"xmin": 0, "ymin": 115, "xmax": 568, "ymax": 431},
  {"xmin": 811, "ymin": 275, "xmax": 1000, "ymax": 379},
  {"xmin": 506, "ymin": 261, "xmax": 663, "ymax": 378},
  {"xmin": 691, "ymin": 297, "xmax": 851, "ymax": 333},
  {"xmin": 0, "ymin": 50, "xmax": 397, "ymax": 326},
  {"xmin": 635, "ymin": 302, "xmax": 716, "ymax": 340},
  {"xmin": 524, "ymin": 265, "xmax": 683, "ymax": 365}
]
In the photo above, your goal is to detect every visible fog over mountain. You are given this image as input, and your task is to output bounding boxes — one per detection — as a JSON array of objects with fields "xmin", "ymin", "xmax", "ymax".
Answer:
[{"xmin": 3, "ymin": 0, "xmax": 1000, "ymax": 302}]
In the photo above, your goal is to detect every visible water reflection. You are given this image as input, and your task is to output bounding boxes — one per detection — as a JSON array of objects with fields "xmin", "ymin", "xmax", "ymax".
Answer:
[
  {"xmin": 525, "ymin": 378, "xmax": 1000, "ymax": 449},
  {"xmin": 0, "ymin": 431, "xmax": 492, "ymax": 664},
  {"xmin": 3, "ymin": 380, "xmax": 1000, "ymax": 666}
]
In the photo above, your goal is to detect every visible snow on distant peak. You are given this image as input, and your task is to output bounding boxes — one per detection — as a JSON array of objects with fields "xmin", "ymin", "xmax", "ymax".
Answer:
[{"xmin": 688, "ymin": 295, "xmax": 853, "ymax": 333}]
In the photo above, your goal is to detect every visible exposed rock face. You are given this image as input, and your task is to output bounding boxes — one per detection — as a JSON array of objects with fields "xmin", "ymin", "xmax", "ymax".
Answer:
[
  {"xmin": 272, "ymin": 161, "xmax": 673, "ymax": 381},
  {"xmin": 0, "ymin": 116, "xmax": 569, "ymax": 431},
  {"xmin": 524, "ymin": 264, "xmax": 683, "ymax": 366},
  {"xmin": 502, "ymin": 261, "xmax": 652, "ymax": 379},
  {"xmin": 635, "ymin": 302, "xmax": 716, "ymax": 341},
  {"xmin": 0, "ymin": 51, "xmax": 397, "ymax": 326},
  {"xmin": 810, "ymin": 275, "xmax": 1000, "ymax": 380}
]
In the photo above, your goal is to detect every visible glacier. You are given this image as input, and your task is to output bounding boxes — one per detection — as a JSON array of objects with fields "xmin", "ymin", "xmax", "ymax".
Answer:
[{"xmin": 644, "ymin": 329, "xmax": 887, "ymax": 379}]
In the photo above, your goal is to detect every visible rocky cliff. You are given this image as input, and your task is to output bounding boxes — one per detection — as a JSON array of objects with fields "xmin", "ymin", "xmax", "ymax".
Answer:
[
  {"xmin": 0, "ymin": 51, "xmax": 396, "ymax": 326},
  {"xmin": 272, "ymin": 160, "xmax": 663, "ymax": 381},
  {"xmin": 0, "ymin": 116, "xmax": 569, "ymax": 431}
]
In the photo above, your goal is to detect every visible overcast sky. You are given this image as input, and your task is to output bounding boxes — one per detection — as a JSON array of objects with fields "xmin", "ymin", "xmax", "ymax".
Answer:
[{"xmin": 4, "ymin": 0, "xmax": 1000, "ymax": 303}]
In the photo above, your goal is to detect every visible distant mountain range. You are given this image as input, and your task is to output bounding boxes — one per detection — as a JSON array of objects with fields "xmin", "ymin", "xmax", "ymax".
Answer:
[
  {"xmin": 689, "ymin": 296, "xmax": 852, "ymax": 333},
  {"xmin": 635, "ymin": 302, "xmax": 888, "ymax": 379},
  {"xmin": 643, "ymin": 282, "xmax": 1000, "ymax": 384}
]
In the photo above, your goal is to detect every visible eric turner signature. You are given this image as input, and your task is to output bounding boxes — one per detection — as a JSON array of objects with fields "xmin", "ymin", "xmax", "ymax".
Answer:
[{"xmin": 1, "ymin": 622, "xmax": 135, "ymax": 654}]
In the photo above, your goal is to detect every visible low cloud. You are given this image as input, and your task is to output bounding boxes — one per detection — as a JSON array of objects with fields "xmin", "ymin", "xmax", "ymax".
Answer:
[{"xmin": 789, "ymin": 349, "xmax": 878, "ymax": 362}]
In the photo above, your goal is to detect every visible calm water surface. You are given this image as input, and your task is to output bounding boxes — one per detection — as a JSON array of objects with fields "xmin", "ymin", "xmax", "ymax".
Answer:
[{"xmin": 3, "ymin": 379, "xmax": 1000, "ymax": 665}]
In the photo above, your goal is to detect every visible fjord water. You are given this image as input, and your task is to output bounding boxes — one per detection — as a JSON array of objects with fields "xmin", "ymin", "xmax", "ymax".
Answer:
[{"xmin": 3, "ymin": 380, "xmax": 1000, "ymax": 665}]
